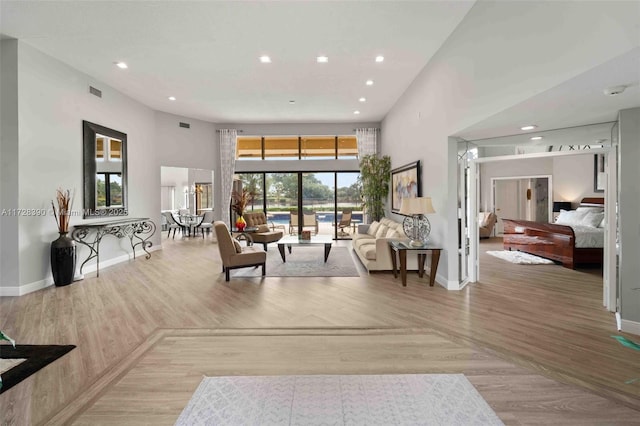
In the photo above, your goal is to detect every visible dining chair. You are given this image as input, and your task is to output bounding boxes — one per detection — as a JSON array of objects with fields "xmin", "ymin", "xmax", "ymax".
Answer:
[
  {"xmin": 194, "ymin": 211, "xmax": 215, "ymax": 238},
  {"xmin": 163, "ymin": 211, "xmax": 183, "ymax": 238}
]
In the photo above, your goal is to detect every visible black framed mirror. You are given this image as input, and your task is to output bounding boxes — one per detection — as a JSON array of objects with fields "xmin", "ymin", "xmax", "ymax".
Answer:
[{"xmin": 83, "ymin": 121, "xmax": 128, "ymax": 218}]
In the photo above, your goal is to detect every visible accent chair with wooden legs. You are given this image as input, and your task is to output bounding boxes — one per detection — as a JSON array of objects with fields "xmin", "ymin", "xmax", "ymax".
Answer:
[{"xmin": 214, "ymin": 221, "xmax": 266, "ymax": 281}]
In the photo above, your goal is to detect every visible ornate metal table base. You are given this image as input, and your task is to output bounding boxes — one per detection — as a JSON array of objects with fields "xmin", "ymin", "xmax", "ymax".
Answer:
[{"xmin": 71, "ymin": 218, "xmax": 156, "ymax": 277}]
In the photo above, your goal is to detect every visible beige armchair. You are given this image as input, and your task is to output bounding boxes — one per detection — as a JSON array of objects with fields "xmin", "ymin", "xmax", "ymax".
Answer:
[
  {"xmin": 214, "ymin": 221, "xmax": 266, "ymax": 281},
  {"xmin": 479, "ymin": 212, "xmax": 497, "ymax": 239},
  {"xmin": 242, "ymin": 212, "xmax": 284, "ymax": 250}
]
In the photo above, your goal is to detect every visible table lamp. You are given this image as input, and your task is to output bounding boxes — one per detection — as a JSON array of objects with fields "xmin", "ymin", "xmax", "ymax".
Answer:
[{"xmin": 399, "ymin": 197, "xmax": 435, "ymax": 247}]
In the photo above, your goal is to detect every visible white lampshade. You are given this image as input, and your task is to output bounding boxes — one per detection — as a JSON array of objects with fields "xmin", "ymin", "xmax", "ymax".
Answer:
[{"xmin": 399, "ymin": 197, "xmax": 435, "ymax": 215}]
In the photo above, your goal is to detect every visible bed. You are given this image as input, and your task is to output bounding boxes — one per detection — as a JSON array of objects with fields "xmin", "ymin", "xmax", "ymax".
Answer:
[{"xmin": 502, "ymin": 197, "xmax": 604, "ymax": 269}]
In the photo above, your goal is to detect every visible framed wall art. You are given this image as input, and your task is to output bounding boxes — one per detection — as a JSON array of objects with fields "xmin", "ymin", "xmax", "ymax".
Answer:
[{"xmin": 391, "ymin": 161, "xmax": 421, "ymax": 212}]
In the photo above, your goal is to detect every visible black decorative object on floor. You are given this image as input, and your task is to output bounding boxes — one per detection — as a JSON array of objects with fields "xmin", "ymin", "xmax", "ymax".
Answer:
[
  {"xmin": 0, "ymin": 344, "xmax": 75, "ymax": 394},
  {"xmin": 51, "ymin": 232, "xmax": 76, "ymax": 286}
]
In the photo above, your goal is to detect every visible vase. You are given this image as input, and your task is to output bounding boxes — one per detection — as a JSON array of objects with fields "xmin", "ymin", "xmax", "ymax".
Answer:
[
  {"xmin": 51, "ymin": 232, "xmax": 76, "ymax": 287},
  {"xmin": 236, "ymin": 215, "xmax": 246, "ymax": 231}
]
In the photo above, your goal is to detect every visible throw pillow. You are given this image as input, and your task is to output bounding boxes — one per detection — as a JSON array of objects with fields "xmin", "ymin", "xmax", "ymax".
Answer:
[
  {"xmin": 386, "ymin": 228, "xmax": 401, "ymax": 239},
  {"xmin": 233, "ymin": 239, "xmax": 242, "ymax": 253},
  {"xmin": 367, "ymin": 221, "xmax": 380, "ymax": 236},
  {"xmin": 257, "ymin": 224, "xmax": 270, "ymax": 233},
  {"xmin": 375, "ymin": 224, "xmax": 389, "ymax": 238}
]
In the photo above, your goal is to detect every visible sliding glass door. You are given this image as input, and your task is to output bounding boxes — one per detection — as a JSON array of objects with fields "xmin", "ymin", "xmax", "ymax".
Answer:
[{"xmin": 235, "ymin": 171, "xmax": 360, "ymax": 239}]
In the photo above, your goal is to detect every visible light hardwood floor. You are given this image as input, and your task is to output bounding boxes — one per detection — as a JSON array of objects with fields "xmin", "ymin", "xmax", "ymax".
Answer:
[{"xmin": 1, "ymin": 234, "xmax": 639, "ymax": 425}]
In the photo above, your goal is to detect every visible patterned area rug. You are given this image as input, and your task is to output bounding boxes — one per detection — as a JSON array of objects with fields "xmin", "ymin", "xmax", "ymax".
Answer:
[
  {"xmin": 486, "ymin": 250, "xmax": 554, "ymax": 265},
  {"xmin": 232, "ymin": 246, "xmax": 360, "ymax": 278},
  {"xmin": 175, "ymin": 374, "xmax": 503, "ymax": 425}
]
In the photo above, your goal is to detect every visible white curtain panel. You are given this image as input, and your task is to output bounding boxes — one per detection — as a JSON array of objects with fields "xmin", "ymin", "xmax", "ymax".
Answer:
[
  {"xmin": 356, "ymin": 128, "xmax": 378, "ymax": 160},
  {"xmin": 218, "ymin": 129, "xmax": 237, "ymax": 226}
]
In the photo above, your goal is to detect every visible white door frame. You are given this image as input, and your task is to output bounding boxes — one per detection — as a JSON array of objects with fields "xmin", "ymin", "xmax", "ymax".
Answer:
[
  {"xmin": 468, "ymin": 148, "xmax": 616, "ymax": 312},
  {"xmin": 490, "ymin": 175, "xmax": 553, "ymax": 230}
]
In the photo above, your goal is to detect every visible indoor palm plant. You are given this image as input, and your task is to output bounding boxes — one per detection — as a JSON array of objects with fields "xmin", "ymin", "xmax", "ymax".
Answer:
[
  {"xmin": 359, "ymin": 154, "xmax": 391, "ymax": 222},
  {"xmin": 231, "ymin": 188, "xmax": 254, "ymax": 230},
  {"xmin": 50, "ymin": 188, "xmax": 76, "ymax": 286}
]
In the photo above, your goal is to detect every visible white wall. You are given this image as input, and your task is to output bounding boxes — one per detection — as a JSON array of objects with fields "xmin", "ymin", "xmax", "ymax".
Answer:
[
  {"xmin": 382, "ymin": 1, "xmax": 638, "ymax": 287},
  {"xmin": 619, "ymin": 108, "xmax": 640, "ymax": 327},
  {"xmin": 553, "ymin": 154, "xmax": 602, "ymax": 205},
  {"xmin": 155, "ymin": 111, "xmax": 218, "ymax": 219},
  {"xmin": 2, "ymin": 41, "xmax": 161, "ymax": 295},
  {"xmin": 0, "ymin": 40, "xmax": 20, "ymax": 290},
  {"xmin": 479, "ymin": 157, "xmax": 553, "ymax": 212}
]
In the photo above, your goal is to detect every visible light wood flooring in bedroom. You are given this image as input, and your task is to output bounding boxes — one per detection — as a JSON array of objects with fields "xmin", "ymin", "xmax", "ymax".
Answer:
[{"xmin": 1, "ymin": 234, "xmax": 639, "ymax": 425}]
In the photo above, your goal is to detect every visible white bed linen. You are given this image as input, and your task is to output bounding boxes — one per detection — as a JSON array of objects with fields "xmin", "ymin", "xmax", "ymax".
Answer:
[{"xmin": 571, "ymin": 225, "xmax": 604, "ymax": 248}]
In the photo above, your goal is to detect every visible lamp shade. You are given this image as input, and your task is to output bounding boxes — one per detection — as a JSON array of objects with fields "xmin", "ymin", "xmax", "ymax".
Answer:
[
  {"xmin": 553, "ymin": 201, "xmax": 572, "ymax": 212},
  {"xmin": 399, "ymin": 197, "xmax": 435, "ymax": 215}
]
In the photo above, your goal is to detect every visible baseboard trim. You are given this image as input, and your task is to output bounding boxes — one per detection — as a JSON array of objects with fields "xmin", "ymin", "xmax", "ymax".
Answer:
[
  {"xmin": 0, "ymin": 246, "xmax": 162, "ymax": 297},
  {"xmin": 620, "ymin": 319, "xmax": 640, "ymax": 336}
]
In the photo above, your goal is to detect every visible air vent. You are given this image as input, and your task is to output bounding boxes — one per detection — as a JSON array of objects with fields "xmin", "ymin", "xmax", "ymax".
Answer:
[
  {"xmin": 89, "ymin": 86, "xmax": 102, "ymax": 98},
  {"xmin": 179, "ymin": 122, "xmax": 191, "ymax": 129}
]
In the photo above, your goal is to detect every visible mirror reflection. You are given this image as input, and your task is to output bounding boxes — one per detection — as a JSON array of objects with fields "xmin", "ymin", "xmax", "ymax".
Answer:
[{"xmin": 83, "ymin": 121, "xmax": 128, "ymax": 218}]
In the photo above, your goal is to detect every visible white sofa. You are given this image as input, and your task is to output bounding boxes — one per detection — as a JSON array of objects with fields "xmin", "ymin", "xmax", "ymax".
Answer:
[{"xmin": 352, "ymin": 217, "xmax": 419, "ymax": 272}]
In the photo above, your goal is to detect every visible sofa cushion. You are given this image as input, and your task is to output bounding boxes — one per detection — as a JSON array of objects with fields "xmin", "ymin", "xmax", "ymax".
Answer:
[
  {"xmin": 367, "ymin": 221, "xmax": 380, "ymax": 236},
  {"xmin": 352, "ymin": 233, "xmax": 374, "ymax": 244},
  {"xmin": 360, "ymin": 242, "xmax": 377, "ymax": 260},
  {"xmin": 353, "ymin": 238, "xmax": 374, "ymax": 250}
]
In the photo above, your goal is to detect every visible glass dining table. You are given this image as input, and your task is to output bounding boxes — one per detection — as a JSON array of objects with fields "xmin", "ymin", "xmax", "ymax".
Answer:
[{"xmin": 179, "ymin": 214, "xmax": 203, "ymax": 237}]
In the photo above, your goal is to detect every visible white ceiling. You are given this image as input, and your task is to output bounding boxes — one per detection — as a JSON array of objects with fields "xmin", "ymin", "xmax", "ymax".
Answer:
[
  {"xmin": 457, "ymin": 47, "xmax": 640, "ymax": 141},
  {"xmin": 0, "ymin": 1, "xmax": 475, "ymax": 124}
]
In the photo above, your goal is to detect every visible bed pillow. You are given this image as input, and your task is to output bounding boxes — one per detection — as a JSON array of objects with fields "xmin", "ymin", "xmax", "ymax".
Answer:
[
  {"xmin": 599, "ymin": 217, "xmax": 606, "ymax": 228},
  {"xmin": 576, "ymin": 206, "xmax": 604, "ymax": 213},
  {"xmin": 555, "ymin": 209, "xmax": 588, "ymax": 226},
  {"xmin": 580, "ymin": 211, "xmax": 604, "ymax": 228}
]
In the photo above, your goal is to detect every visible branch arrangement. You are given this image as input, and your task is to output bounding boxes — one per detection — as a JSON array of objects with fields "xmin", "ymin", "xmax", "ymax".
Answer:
[{"xmin": 51, "ymin": 188, "xmax": 75, "ymax": 233}]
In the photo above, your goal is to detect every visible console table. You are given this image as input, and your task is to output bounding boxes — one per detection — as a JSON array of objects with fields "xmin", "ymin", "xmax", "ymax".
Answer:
[{"xmin": 71, "ymin": 218, "xmax": 156, "ymax": 277}]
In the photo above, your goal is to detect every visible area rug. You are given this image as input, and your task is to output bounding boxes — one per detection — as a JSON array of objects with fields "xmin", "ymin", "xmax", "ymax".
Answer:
[
  {"xmin": 175, "ymin": 374, "xmax": 503, "ymax": 425},
  {"xmin": 486, "ymin": 250, "xmax": 554, "ymax": 265},
  {"xmin": 232, "ymin": 246, "xmax": 360, "ymax": 278},
  {"xmin": 0, "ymin": 344, "xmax": 75, "ymax": 394}
]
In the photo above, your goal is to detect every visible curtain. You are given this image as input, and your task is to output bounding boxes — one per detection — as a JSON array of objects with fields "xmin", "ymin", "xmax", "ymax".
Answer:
[
  {"xmin": 219, "ymin": 129, "xmax": 237, "ymax": 226},
  {"xmin": 356, "ymin": 128, "xmax": 378, "ymax": 161}
]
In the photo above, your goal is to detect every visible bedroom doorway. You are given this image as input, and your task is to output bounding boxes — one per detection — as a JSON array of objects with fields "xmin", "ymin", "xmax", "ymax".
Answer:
[
  {"xmin": 492, "ymin": 176, "xmax": 552, "ymax": 235},
  {"xmin": 466, "ymin": 147, "xmax": 617, "ymax": 312}
]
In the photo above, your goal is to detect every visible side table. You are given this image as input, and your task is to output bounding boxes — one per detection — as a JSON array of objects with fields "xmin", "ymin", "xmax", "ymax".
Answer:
[
  {"xmin": 388, "ymin": 240, "xmax": 441, "ymax": 287},
  {"xmin": 231, "ymin": 226, "xmax": 258, "ymax": 246}
]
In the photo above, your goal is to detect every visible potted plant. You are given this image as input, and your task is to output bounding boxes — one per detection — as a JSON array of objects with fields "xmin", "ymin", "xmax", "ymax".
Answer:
[
  {"xmin": 359, "ymin": 154, "xmax": 391, "ymax": 222},
  {"xmin": 231, "ymin": 188, "xmax": 254, "ymax": 231},
  {"xmin": 50, "ymin": 188, "xmax": 76, "ymax": 286}
]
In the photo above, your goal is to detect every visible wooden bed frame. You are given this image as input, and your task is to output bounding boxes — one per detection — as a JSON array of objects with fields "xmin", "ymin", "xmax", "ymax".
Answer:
[{"xmin": 502, "ymin": 197, "xmax": 604, "ymax": 269}]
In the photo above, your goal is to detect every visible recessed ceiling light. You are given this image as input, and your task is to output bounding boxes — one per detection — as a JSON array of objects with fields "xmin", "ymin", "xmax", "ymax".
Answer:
[
  {"xmin": 520, "ymin": 125, "xmax": 537, "ymax": 131},
  {"xmin": 168, "ymin": 96, "xmax": 176, "ymax": 101},
  {"xmin": 289, "ymin": 100, "xmax": 296, "ymax": 104},
  {"xmin": 115, "ymin": 62, "xmax": 128, "ymax": 69},
  {"xmin": 366, "ymin": 80, "xmax": 374, "ymax": 86},
  {"xmin": 359, "ymin": 97, "xmax": 366, "ymax": 102},
  {"xmin": 530, "ymin": 136, "xmax": 543, "ymax": 141},
  {"xmin": 375, "ymin": 55, "xmax": 384, "ymax": 63},
  {"xmin": 317, "ymin": 56, "xmax": 329, "ymax": 63},
  {"xmin": 259, "ymin": 55, "xmax": 272, "ymax": 63},
  {"xmin": 354, "ymin": 110, "xmax": 361, "ymax": 115}
]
